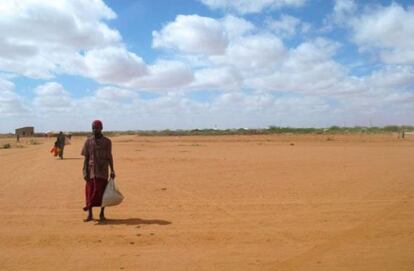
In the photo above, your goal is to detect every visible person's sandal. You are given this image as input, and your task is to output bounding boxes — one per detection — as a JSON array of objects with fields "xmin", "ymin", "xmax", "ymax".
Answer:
[{"xmin": 83, "ymin": 216, "xmax": 93, "ymax": 222}]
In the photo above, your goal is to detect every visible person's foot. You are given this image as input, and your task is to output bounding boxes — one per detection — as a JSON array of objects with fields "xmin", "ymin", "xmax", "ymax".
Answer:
[
  {"xmin": 83, "ymin": 215, "xmax": 93, "ymax": 222},
  {"xmin": 99, "ymin": 213, "xmax": 106, "ymax": 222}
]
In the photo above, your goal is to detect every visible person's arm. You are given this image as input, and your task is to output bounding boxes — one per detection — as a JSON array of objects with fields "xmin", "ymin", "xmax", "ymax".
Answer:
[
  {"xmin": 83, "ymin": 157, "xmax": 89, "ymax": 181},
  {"xmin": 109, "ymin": 140, "xmax": 115, "ymax": 179},
  {"xmin": 81, "ymin": 140, "xmax": 89, "ymax": 181}
]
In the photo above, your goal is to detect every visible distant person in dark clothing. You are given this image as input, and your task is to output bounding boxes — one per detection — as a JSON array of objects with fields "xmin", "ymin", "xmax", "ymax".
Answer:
[
  {"xmin": 55, "ymin": 131, "xmax": 65, "ymax": 159},
  {"xmin": 81, "ymin": 120, "xmax": 115, "ymax": 222}
]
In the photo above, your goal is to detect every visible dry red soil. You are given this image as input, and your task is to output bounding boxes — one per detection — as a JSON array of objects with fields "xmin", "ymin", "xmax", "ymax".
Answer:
[{"xmin": 0, "ymin": 134, "xmax": 413, "ymax": 270}]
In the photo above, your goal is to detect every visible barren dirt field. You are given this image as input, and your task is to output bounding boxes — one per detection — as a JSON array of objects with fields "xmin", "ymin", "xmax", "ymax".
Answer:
[{"xmin": 0, "ymin": 134, "xmax": 413, "ymax": 270}]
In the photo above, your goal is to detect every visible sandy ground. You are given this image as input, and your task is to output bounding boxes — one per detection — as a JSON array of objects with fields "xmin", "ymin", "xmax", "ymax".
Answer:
[{"xmin": 0, "ymin": 134, "xmax": 413, "ymax": 270}]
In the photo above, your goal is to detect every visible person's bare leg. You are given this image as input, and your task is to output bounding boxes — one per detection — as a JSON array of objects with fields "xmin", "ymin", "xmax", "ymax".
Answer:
[
  {"xmin": 99, "ymin": 207, "xmax": 106, "ymax": 221},
  {"xmin": 84, "ymin": 208, "xmax": 93, "ymax": 222}
]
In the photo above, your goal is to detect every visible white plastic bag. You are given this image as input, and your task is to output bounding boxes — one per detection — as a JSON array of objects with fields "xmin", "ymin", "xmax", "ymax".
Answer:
[
  {"xmin": 64, "ymin": 136, "xmax": 71, "ymax": 145},
  {"xmin": 102, "ymin": 178, "xmax": 124, "ymax": 207}
]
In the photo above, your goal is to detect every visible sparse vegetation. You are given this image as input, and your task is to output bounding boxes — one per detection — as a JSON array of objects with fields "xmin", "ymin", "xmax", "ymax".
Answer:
[
  {"xmin": 2, "ymin": 143, "xmax": 11, "ymax": 149},
  {"xmin": 28, "ymin": 139, "xmax": 41, "ymax": 145},
  {"xmin": 102, "ymin": 125, "xmax": 414, "ymax": 136},
  {"xmin": 2, "ymin": 125, "xmax": 413, "ymax": 138}
]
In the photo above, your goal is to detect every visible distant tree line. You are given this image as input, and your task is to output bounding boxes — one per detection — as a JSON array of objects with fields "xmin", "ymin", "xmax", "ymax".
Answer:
[
  {"xmin": 84, "ymin": 125, "xmax": 414, "ymax": 136},
  {"xmin": 1, "ymin": 125, "xmax": 412, "ymax": 137}
]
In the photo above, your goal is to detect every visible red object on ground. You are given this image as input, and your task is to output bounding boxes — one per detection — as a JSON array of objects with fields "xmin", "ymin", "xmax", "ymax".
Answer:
[
  {"xmin": 84, "ymin": 178, "xmax": 108, "ymax": 210},
  {"xmin": 50, "ymin": 146, "xmax": 59, "ymax": 156}
]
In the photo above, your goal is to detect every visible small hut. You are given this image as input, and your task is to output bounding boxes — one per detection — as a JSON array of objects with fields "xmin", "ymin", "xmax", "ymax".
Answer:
[{"xmin": 15, "ymin": 127, "xmax": 34, "ymax": 137}]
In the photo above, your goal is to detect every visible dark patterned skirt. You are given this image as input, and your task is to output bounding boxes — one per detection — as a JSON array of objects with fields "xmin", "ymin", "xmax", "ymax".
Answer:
[{"xmin": 83, "ymin": 178, "xmax": 107, "ymax": 210}]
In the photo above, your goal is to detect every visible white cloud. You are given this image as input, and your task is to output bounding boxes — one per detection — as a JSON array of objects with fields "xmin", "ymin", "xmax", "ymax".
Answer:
[
  {"xmin": 221, "ymin": 15, "xmax": 256, "ymax": 39},
  {"xmin": 190, "ymin": 66, "xmax": 242, "ymax": 91},
  {"xmin": 0, "ymin": 0, "xmax": 124, "ymax": 79},
  {"xmin": 0, "ymin": 78, "xmax": 334, "ymax": 131},
  {"xmin": 365, "ymin": 65, "xmax": 414, "ymax": 89},
  {"xmin": 209, "ymin": 92, "xmax": 334, "ymax": 128},
  {"xmin": 127, "ymin": 60, "xmax": 194, "ymax": 91},
  {"xmin": 247, "ymin": 38, "xmax": 346, "ymax": 94},
  {"xmin": 212, "ymin": 34, "xmax": 286, "ymax": 72},
  {"xmin": 0, "ymin": 0, "xmax": 153, "ymax": 86},
  {"xmin": 34, "ymin": 82, "xmax": 67, "ymax": 96},
  {"xmin": 153, "ymin": 15, "xmax": 228, "ymax": 55},
  {"xmin": 95, "ymin": 86, "xmax": 138, "ymax": 102},
  {"xmin": 0, "ymin": 81, "xmax": 142, "ymax": 131},
  {"xmin": 0, "ymin": 0, "xmax": 119, "ymax": 49},
  {"xmin": 292, "ymin": 38, "xmax": 340, "ymax": 60},
  {"xmin": 0, "ymin": 77, "xmax": 29, "ymax": 117},
  {"xmin": 1, "ymin": 73, "xmax": 414, "ymax": 133},
  {"xmin": 342, "ymin": 3, "xmax": 414, "ymax": 65},
  {"xmin": 200, "ymin": 0, "xmax": 306, "ymax": 14},
  {"xmin": 33, "ymin": 82, "xmax": 74, "ymax": 113},
  {"xmin": 351, "ymin": 4, "xmax": 414, "ymax": 49},
  {"xmin": 0, "ymin": 76, "xmax": 15, "ymax": 92},
  {"xmin": 379, "ymin": 49, "xmax": 414, "ymax": 65},
  {"xmin": 266, "ymin": 14, "xmax": 310, "ymax": 38},
  {"xmin": 1, "ymin": 1, "xmax": 414, "ymax": 132},
  {"xmin": 332, "ymin": 0, "xmax": 357, "ymax": 24},
  {"xmin": 84, "ymin": 47, "xmax": 148, "ymax": 85}
]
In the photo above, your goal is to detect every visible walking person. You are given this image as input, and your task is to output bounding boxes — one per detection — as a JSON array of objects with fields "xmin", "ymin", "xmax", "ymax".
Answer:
[
  {"xmin": 55, "ymin": 131, "xmax": 66, "ymax": 159},
  {"xmin": 81, "ymin": 120, "xmax": 115, "ymax": 222}
]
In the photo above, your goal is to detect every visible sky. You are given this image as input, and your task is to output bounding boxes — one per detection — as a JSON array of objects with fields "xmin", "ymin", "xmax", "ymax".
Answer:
[{"xmin": 1, "ymin": 0, "xmax": 414, "ymax": 133}]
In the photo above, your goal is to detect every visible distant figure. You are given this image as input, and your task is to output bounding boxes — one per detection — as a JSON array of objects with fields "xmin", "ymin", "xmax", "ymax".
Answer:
[
  {"xmin": 55, "ymin": 131, "xmax": 66, "ymax": 159},
  {"xmin": 16, "ymin": 134, "xmax": 20, "ymax": 142},
  {"xmin": 81, "ymin": 120, "xmax": 115, "ymax": 222}
]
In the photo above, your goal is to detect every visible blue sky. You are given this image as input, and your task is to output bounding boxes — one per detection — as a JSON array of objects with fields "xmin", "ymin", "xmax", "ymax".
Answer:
[{"xmin": 0, "ymin": 0, "xmax": 414, "ymax": 133}]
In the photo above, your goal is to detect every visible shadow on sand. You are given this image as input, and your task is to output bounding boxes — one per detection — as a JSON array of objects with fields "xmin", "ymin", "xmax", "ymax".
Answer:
[
  {"xmin": 61, "ymin": 157, "xmax": 83, "ymax": 160},
  {"xmin": 95, "ymin": 218, "xmax": 172, "ymax": 226}
]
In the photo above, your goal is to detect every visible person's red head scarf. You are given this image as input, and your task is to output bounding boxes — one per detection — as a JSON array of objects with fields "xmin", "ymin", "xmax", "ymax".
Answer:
[{"xmin": 92, "ymin": 120, "xmax": 103, "ymax": 129}]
